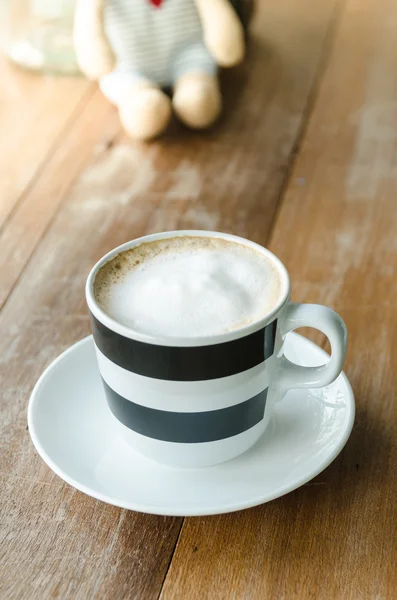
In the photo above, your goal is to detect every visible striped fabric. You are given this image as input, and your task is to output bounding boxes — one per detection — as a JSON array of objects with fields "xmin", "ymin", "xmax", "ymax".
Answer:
[{"xmin": 102, "ymin": 0, "xmax": 216, "ymax": 89}]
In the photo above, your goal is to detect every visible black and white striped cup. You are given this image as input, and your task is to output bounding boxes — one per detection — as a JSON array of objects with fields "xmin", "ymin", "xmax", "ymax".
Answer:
[{"xmin": 86, "ymin": 231, "xmax": 347, "ymax": 468}]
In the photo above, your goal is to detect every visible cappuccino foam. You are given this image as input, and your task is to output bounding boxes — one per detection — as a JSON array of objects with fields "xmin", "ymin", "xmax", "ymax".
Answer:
[{"xmin": 94, "ymin": 237, "xmax": 282, "ymax": 338}]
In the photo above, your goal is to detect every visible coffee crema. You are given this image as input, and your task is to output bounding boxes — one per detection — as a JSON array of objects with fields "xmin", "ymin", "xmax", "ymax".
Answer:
[{"xmin": 94, "ymin": 236, "xmax": 282, "ymax": 338}]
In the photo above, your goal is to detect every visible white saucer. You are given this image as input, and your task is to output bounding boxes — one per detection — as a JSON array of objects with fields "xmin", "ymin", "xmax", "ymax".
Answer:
[{"xmin": 28, "ymin": 334, "xmax": 354, "ymax": 516}]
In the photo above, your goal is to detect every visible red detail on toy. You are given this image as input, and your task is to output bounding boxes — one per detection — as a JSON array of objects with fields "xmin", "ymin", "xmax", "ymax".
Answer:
[{"xmin": 149, "ymin": 0, "xmax": 163, "ymax": 7}]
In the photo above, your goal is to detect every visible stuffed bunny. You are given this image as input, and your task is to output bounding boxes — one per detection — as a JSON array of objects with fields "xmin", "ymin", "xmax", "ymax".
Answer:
[{"xmin": 74, "ymin": 0, "xmax": 246, "ymax": 140}]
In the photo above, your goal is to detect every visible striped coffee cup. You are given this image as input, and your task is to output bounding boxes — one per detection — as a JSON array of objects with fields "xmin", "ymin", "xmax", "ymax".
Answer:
[{"xmin": 86, "ymin": 231, "xmax": 347, "ymax": 468}]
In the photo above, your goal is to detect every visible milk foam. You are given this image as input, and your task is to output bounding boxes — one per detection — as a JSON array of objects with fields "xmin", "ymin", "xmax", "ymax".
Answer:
[{"xmin": 94, "ymin": 237, "xmax": 282, "ymax": 338}]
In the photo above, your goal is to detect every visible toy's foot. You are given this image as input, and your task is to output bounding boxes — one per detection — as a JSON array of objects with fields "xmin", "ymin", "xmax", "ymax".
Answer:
[
  {"xmin": 119, "ymin": 84, "xmax": 171, "ymax": 140},
  {"xmin": 173, "ymin": 73, "xmax": 221, "ymax": 129}
]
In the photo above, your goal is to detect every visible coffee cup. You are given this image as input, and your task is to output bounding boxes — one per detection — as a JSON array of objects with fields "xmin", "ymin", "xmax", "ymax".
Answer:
[{"xmin": 86, "ymin": 231, "xmax": 347, "ymax": 468}]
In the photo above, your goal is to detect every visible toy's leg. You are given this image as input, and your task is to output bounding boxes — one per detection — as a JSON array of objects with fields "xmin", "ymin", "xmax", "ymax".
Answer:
[
  {"xmin": 119, "ymin": 82, "xmax": 172, "ymax": 140},
  {"xmin": 173, "ymin": 72, "xmax": 221, "ymax": 129},
  {"xmin": 172, "ymin": 43, "xmax": 221, "ymax": 129},
  {"xmin": 100, "ymin": 72, "xmax": 171, "ymax": 140}
]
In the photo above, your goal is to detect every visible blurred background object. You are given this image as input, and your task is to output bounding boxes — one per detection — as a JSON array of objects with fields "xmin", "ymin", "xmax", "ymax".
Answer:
[
  {"xmin": 2, "ymin": 0, "xmax": 78, "ymax": 74},
  {"xmin": 0, "ymin": 0, "xmax": 253, "ymax": 75}
]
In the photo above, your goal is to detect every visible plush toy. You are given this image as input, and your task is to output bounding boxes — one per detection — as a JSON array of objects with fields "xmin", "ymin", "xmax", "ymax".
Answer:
[{"xmin": 74, "ymin": 0, "xmax": 247, "ymax": 140}]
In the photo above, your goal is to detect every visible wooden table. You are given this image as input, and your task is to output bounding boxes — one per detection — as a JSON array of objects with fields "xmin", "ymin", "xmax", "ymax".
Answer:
[{"xmin": 1, "ymin": 0, "xmax": 396, "ymax": 597}]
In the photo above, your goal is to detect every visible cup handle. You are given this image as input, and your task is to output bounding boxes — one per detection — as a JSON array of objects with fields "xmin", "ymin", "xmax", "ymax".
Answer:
[{"xmin": 276, "ymin": 301, "xmax": 348, "ymax": 391}]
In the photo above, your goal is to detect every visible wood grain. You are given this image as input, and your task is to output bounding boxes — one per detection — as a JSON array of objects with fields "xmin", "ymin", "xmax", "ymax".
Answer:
[
  {"xmin": 0, "ymin": 89, "xmax": 119, "ymax": 308},
  {"xmin": 0, "ymin": 0, "xmax": 339, "ymax": 597},
  {"xmin": 0, "ymin": 56, "xmax": 91, "ymax": 229},
  {"xmin": 161, "ymin": 0, "xmax": 397, "ymax": 598}
]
